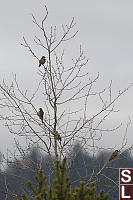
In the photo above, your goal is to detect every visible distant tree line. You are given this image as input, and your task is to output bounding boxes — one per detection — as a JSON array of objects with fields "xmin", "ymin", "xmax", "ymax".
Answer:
[{"xmin": 0, "ymin": 143, "xmax": 133, "ymax": 199}]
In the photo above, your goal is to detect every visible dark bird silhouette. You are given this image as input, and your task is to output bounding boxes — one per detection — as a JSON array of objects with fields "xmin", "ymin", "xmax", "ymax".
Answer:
[
  {"xmin": 37, "ymin": 108, "xmax": 44, "ymax": 123},
  {"xmin": 55, "ymin": 131, "xmax": 61, "ymax": 142},
  {"xmin": 109, "ymin": 150, "xmax": 119, "ymax": 162},
  {"xmin": 39, "ymin": 56, "xmax": 46, "ymax": 67}
]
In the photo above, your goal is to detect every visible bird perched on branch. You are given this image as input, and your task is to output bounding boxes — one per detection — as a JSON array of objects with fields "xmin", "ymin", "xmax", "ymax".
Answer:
[
  {"xmin": 109, "ymin": 150, "xmax": 119, "ymax": 162},
  {"xmin": 37, "ymin": 108, "xmax": 44, "ymax": 123},
  {"xmin": 39, "ymin": 56, "xmax": 46, "ymax": 67},
  {"xmin": 55, "ymin": 131, "xmax": 61, "ymax": 142}
]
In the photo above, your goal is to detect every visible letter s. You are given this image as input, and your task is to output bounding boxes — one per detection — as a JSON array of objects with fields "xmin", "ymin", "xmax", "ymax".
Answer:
[{"xmin": 121, "ymin": 170, "xmax": 131, "ymax": 183}]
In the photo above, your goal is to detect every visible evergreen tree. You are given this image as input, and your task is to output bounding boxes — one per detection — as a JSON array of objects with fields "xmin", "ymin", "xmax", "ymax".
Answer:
[{"xmin": 22, "ymin": 158, "xmax": 109, "ymax": 200}]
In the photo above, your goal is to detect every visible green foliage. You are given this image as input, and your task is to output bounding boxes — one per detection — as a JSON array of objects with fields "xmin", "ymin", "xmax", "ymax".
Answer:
[
  {"xmin": 22, "ymin": 158, "xmax": 109, "ymax": 200},
  {"xmin": 22, "ymin": 169, "xmax": 48, "ymax": 200},
  {"xmin": 72, "ymin": 182, "xmax": 109, "ymax": 200},
  {"xmin": 49, "ymin": 158, "xmax": 71, "ymax": 200}
]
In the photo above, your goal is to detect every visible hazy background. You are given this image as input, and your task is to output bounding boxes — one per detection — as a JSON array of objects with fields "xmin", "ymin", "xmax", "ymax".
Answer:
[{"xmin": 0, "ymin": 0, "xmax": 133, "ymax": 155}]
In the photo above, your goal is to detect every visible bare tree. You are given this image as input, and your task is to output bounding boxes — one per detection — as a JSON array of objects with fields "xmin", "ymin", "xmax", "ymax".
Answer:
[{"xmin": 0, "ymin": 6, "xmax": 133, "ymax": 193}]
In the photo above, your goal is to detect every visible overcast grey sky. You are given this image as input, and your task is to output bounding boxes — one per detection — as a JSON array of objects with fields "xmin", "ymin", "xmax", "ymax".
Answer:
[{"xmin": 0, "ymin": 0, "xmax": 133, "ymax": 154}]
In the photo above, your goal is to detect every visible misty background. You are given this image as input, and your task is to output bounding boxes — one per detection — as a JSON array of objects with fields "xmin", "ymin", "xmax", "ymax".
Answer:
[{"xmin": 0, "ymin": 0, "xmax": 133, "ymax": 156}]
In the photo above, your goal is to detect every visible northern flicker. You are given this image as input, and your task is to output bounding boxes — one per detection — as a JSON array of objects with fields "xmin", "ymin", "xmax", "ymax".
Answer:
[
  {"xmin": 37, "ymin": 108, "xmax": 44, "ymax": 123},
  {"xmin": 55, "ymin": 131, "xmax": 61, "ymax": 142},
  {"xmin": 39, "ymin": 56, "xmax": 46, "ymax": 67},
  {"xmin": 109, "ymin": 150, "xmax": 119, "ymax": 162}
]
